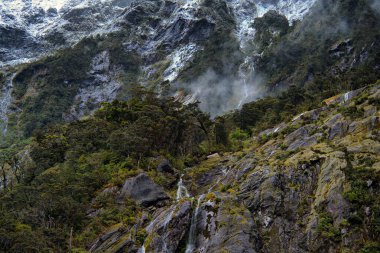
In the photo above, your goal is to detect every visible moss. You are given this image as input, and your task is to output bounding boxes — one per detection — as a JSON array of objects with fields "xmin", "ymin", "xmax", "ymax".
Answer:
[
  {"xmin": 359, "ymin": 242, "xmax": 380, "ymax": 253},
  {"xmin": 147, "ymin": 169, "xmax": 176, "ymax": 189},
  {"xmin": 367, "ymin": 94, "xmax": 380, "ymax": 106},
  {"xmin": 339, "ymin": 105, "xmax": 365, "ymax": 119},
  {"xmin": 205, "ymin": 192, "xmax": 217, "ymax": 202},
  {"xmin": 135, "ymin": 228, "xmax": 148, "ymax": 245},
  {"xmin": 317, "ymin": 212, "xmax": 341, "ymax": 242},
  {"xmin": 188, "ymin": 156, "xmax": 220, "ymax": 178}
]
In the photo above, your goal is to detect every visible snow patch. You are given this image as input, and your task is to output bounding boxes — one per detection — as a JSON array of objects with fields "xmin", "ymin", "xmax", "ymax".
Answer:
[
  {"xmin": 164, "ymin": 43, "xmax": 200, "ymax": 82},
  {"xmin": 31, "ymin": 0, "xmax": 68, "ymax": 11}
]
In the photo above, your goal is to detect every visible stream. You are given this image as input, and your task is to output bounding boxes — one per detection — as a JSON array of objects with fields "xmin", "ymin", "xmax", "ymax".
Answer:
[
  {"xmin": 141, "ymin": 167, "xmax": 229, "ymax": 253},
  {"xmin": 0, "ymin": 73, "xmax": 16, "ymax": 136}
]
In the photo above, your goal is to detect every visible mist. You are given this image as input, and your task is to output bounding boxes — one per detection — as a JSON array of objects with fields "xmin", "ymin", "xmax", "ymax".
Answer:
[
  {"xmin": 371, "ymin": 0, "xmax": 380, "ymax": 14},
  {"xmin": 180, "ymin": 69, "xmax": 265, "ymax": 118}
]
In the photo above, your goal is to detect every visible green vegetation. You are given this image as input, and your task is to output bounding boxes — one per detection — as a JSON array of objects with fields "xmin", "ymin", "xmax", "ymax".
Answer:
[
  {"xmin": 10, "ymin": 31, "xmax": 141, "ymax": 138},
  {"xmin": 0, "ymin": 88, "xmax": 215, "ymax": 252},
  {"xmin": 253, "ymin": 10, "xmax": 290, "ymax": 52},
  {"xmin": 360, "ymin": 242, "xmax": 380, "ymax": 253},
  {"xmin": 257, "ymin": 0, "xmax": 380, "ymax": 88},
  {"xmin": 343, "ymin": 160, "xmax": 380, "ymax": 243},
  {"xmin": 339, "ymin": 105, "xmax": 365, "ymax": 118},
  {"xmin": 317, "ymin": 212, "xmax": 341, "ymax": 242},
  {"xmin": 0, "ymin": 1, "xmax": 378, "ymax": 252}
]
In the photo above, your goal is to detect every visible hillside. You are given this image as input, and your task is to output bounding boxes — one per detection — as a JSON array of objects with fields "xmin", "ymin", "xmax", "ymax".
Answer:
[
  {"xmin": 0, "ymin": 0, "xmax": 380, "ymax": 252},
  {"xmin": 0, "ymin": 82, "xmax": 379, "ymax": 252}
]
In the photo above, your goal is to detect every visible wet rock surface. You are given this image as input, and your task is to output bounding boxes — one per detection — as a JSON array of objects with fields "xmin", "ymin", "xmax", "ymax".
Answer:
[{"xmin": 146, "ymin": 201, "xmax": 192, "ymax": 253}]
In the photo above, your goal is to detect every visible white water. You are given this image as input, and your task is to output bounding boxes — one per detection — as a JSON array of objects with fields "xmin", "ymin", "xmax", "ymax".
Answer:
[
  {"xmin": 343, "ymin": 92, "xmax": 350, "ymax": 102},
  {"xmin": 163, "ymin": 208, "xmax": 175, "ymax": 228},
  {"xmin": 185, "ymin": 194, "xmax": 204, "ymax": 253},
  {"xmin": 177, "ymin": 175, "xmax": 190, "ymax": 200},
  {"xmin": 0, "ymin": 73, "xmax": 16, "ymax": 136},
  {"xmin": 237, "ymin": 57, "xmax": 256, "ymax": 108},
  {"xmin": 138, "ymin": 244, "xmax": 146, "ymax": 253},
  {"xmin": 237, "ymin": 80, "xmax": 250, "ymax": 109}
]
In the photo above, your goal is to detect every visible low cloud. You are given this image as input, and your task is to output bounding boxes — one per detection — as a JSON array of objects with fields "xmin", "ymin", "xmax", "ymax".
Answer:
[
  {"xmin": 371, "ymin": 0, "xmax": 380, "ymax": 14},
  {"xmin": 180, "ymin": 69, "xmax": 265, "ymax": 117}
]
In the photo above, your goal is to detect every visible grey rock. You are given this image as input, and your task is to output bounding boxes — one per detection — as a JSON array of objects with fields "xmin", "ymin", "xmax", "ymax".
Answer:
[
  {"xmin": 90, "ymin": 225, "xmax": 131, "ymax": 253},
  {"xmin": 284, "ymin": 125, "xmax": 315, "ymax": 146},
  {"xmin": 118, "ymin": 173, "xmax": 170, "ymax": 207},
  {"xmin": 328, "ymin": 121, "xmax": 349, "ymax": 140},
  {"xmin": 259, "ymin": 123, "xmax": 287, "ymax": 137},
  {"xmin": 329, "ymin": 39, "xmax": 353, "ymax": 57},
  {"xmin": 286, "ymin": 133, "xmax": 321, "ymax": 151},
  {"xmin": 157, "ymin": 159, "xmax": 174, "ymax": 173},
  {"xmin": 325, "ymin": 114, "xmax": 344, "ymax": 127},
  {"xmin": 193, "ymin": 195, "xmax": 261, "ymax": 253}
]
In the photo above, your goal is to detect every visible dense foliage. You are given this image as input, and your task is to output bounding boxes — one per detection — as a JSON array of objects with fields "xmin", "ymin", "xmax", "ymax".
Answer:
[{"xmin": 0, "ymin": 89, "xmax": 216, "ymax": 252}]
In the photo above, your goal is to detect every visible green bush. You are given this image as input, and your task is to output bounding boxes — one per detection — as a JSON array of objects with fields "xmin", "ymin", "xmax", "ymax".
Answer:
[{"xmin": 317, "ymin": 213, "xmax": 341, "ymax": 242}]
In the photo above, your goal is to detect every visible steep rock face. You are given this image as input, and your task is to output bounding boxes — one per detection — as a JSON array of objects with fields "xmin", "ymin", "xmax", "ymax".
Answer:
[
  {"xmin": 191, "ymin": 195, "xmax": 262, "ymax": 253},
  {"xmin": 89, "ymin": 84, "xmax": 380, "ymax": 253}
]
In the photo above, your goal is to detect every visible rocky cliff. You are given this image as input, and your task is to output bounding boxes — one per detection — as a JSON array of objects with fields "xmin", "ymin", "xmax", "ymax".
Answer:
[{"xmin": 88, "ymin": 84, "xmax": 380, "ymax": 253}]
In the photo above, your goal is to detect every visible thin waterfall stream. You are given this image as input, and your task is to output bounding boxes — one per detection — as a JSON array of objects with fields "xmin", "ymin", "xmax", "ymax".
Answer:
[
  {"xmin": 141, "ymin": 169, "xmax": 229, "ymax": 252},
  {"xmin": 0, "ymin": 73, "xmax": 16, "ymax": 136},
  {"xmin": 185, "ymin": 194, "xmax": 204, "ymax": 253},
  {"xmin": 177, "ymin": 174, "xmax": 190, "ymax": 200},
  {"xmin": 237, "ymin": 57, "xmax": 255, "ymax": 108}
]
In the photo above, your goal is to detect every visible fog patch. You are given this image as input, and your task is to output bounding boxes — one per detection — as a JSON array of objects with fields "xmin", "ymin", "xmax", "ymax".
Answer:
[
  {"xmin": 371, "ymin": 0, "xmax": 380, "ymax": 14},
  {"xmin": 180, "ymin": 69, "xmax": 265, "ymax": 117}
]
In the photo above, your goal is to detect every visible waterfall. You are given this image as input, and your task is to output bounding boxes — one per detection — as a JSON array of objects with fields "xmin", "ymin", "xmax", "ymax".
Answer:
[
  {"xmin": 344, "ymin": 92, "xmax": 350, "ymax": 102},
  {"xmin": 237, "ymin": 57, "xmax": 255, "ymax": 109},
  {"xmin": 177, "ymin": 175, "xmax": 190, "ymax": 200},
  {"xmin": 237, "ymin": 79, "xmax": 249, "ymax": 108},
  {"xmin": 0, "ymin": 73, "xmax": 16, "ymax": 135},
  {"xmin": 185, "ymin": 194, "xmax": 204, "ymax": 253},
  {"xmin": 138, "ymin": 244, "xmax": 146, "ymax": 253},
  {"xmin": 163, "ymin": 208, "xmax": 175, "ymax": 228}
]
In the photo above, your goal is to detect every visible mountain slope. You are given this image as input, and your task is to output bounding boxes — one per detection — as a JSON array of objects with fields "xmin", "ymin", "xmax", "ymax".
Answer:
[
  {"xmin": 0, "ymin": 0, "xmax": 380, "ymax": 252},
  {"xmin": 0, "ymin": 82, "xmax": 378, "ymax": 253}
]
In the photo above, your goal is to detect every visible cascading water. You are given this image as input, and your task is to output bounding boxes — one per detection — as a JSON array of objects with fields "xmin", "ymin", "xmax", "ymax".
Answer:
[
  {"xmin": 185, "ymin": 194, "xmax": 204, "ymax": 253},
  {"xmin": 237, "ymin": 79, "xmax": 250, "ymax": 108},
  {"xmin": 138, "ymin": 244, "xmax": 146, "ymax": 253},
  {"xmin": 177, "ymin": 175, "xmax": 190, "ymax": 200},
  {"xmin": 0, "ymin": 73, "xmax": 16, "ymax": 136},
  {"xmin": 141, "ymin": 175, "xmax": 191, "ymax": 252},
  {"xmin": 237, "ymin": 57, "xmax": 255, "ymax": 108},
  {"xmin": 344, "ymin": 92, "xmax": 350, "ymax": 102}
]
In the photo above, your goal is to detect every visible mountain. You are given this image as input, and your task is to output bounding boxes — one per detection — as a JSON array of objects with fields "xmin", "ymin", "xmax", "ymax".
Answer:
[
  {"xmin": 0, "ymin": 0, "xmax": 130, "ymax": 66},
  {"xmin": 0, "ymin": 0, "xmax": 324, "ymax": 138},
  {"xmin": 0, "ymin": 0, "xmax": 378, "ymax": 141},
  {"xmin": 0, "ymin": 0, "xmax": 315, "ymax": 67},
  {"xmin": 0, "ymin": 0, "xmax": 379, "ymax": 252}
]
